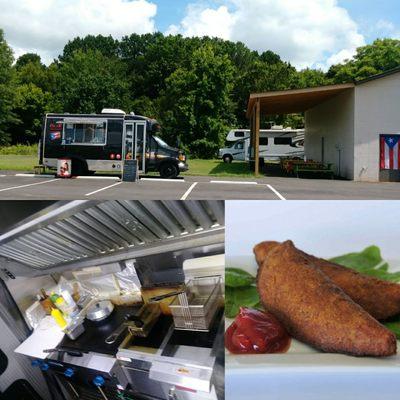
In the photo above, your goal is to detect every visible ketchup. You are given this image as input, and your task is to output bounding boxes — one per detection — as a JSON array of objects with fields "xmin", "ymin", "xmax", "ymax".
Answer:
[{"xmin": 225, "ymin": 307, "xmax": 291, "ymax": 354}]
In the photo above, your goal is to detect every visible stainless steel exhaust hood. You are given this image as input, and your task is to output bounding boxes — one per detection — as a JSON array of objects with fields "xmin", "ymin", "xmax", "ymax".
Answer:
[{"xmin": 0, "ymin": 200, "xmax": 224, "ymax": 277}]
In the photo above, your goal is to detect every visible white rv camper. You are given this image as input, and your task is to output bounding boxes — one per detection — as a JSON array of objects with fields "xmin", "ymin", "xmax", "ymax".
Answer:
[{"xmin": 219, "ymin": 127, "xmax": 304, "ymax": 163}]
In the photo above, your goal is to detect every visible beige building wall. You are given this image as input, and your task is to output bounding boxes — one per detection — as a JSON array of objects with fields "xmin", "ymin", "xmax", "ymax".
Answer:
[
  {"xmin": 305, "ymin": 90, "xmax": 355, "ymax": 179},
  {"xmin": 354, "ymin": 72, "xmax": 400, "ymax": 182}
]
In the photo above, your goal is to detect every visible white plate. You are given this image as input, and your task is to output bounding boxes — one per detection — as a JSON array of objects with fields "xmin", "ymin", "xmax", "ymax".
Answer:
[{"xmin": 225, "ymin": 255, "xmax": 400, "ymax": 400}]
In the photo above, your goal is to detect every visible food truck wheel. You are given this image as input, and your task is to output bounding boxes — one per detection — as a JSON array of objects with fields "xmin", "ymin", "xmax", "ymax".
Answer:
[
  {"xmin": 223, "ymin": 154, "xmax": 233, "ymax": 163},
  {"xmin": 71, "ymin": 159, "xmax": 88, "ymax": 176},
  {"xmin": 159, "ymin": 163, "xmax": 179, "ymax": 179}
]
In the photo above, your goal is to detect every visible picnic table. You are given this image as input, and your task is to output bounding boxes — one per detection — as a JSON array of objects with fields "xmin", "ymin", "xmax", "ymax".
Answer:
[{"xmin": 281, "ymin": 159, "xmax": 335, "ymax": 179}]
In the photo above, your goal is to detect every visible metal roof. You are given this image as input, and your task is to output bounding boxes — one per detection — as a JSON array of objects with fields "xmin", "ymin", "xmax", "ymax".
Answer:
[
  {"xmin": 355, "ymin": 65, "xmax": 400, "ymax": 85},
  {"xmin": 0, "ymin": 200, "xmax": 224, "ymax": 273},
  {"xmin": 246, "ymin": 66, "xmax": 400, "ymax": 118},
  {"xmin": 247, "ymin": 83, "xmax": 354, "ymax": 117}
]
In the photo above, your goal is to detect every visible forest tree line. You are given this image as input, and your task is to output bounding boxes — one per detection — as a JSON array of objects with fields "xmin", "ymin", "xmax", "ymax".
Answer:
[{"xmin": 0, "ymin": 29, "xmax": 399, "ymax": 157}]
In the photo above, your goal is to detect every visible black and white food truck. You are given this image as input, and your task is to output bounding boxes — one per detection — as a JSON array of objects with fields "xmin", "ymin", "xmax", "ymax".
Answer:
[
  {"xmin": 0, "ymin": 200, "xmax": 224, "ymax": 400},
  {"xmin": 40, "ymin": 109, "xmax": 188, "ymax": 179}
]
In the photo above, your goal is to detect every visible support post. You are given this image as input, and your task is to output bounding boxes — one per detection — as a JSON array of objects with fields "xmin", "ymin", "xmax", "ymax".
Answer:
[
  {"xmin": 249, "ymin": 107, "xmax": 253, "ymax": 169},
  {"xmin": 254, "ymin": 98, "xmax": 260, "ymax": 175}
]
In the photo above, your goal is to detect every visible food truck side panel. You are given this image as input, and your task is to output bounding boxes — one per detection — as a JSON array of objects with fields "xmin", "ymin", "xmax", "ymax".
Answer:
[{"xmin": 42, "ymin": 114, "xmax": 124, "ymax": 173}]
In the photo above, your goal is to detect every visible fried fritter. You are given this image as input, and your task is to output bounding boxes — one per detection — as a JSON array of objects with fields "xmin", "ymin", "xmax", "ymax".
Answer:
[
  {"xmin": 256, "ymin": 241, "xmax": 397, "ymax": 357},
  {"xmin": 254, "ymin": 241, "xmax": 400, "ymax": 320}
]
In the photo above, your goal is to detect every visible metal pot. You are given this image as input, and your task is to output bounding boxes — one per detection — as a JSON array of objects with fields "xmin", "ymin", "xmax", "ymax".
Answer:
[{"xmin": 86, "ymin": 300, "xmax": 114, "ymax": 322}]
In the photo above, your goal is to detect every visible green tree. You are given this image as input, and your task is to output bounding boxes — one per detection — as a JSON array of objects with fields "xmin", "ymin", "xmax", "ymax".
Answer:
[
  {"xmin": 290, "ymin": 68, "xmax": 330, "ymax": 89},
  {"xmin": 327, "ymin": 39, "xmax": 400, "ymax": 83},
  {"xmin": 57, "ymin": 49, "xmax": 131, "ymax": 113},
  {"xmin": 0, "ymin": 29, "xmax": 17, "ymax": 145},
  {"xmin": 233, "ymin": 59, "xmax": 296, "ymax": 127},
  {"xmin": 121, "ymin": 33, "xmax": 197, "ymax": 100},
  {"xmin": 15, "ymin": 53, "xmax": 41, "ymax": 69},
  {"xmin": 159, "ymin": 45, "xmax": 236, "ymax": 158},
  {"xmin": 9, "ymin": 54, "xmax": 60, "ymax": 144},
  {"xmin": 10, "ymin": 83, "xmax": 56, "ymax": 144},
  {"xmin": 15, "ymin": 54, "xmax": 49, "ymax": 90},
  {"xmin": 61, "ymin": 35, "xmax": 119, "ymax": 60}
]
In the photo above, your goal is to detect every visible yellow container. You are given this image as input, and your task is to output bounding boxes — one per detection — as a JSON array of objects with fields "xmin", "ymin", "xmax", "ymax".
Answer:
[{"xmin": 51, "ymin": 308, "xmax": 67, "ymax": 329}]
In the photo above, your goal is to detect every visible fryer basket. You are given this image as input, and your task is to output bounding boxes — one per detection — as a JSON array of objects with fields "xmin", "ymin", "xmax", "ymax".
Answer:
[{"xmin": 168, "ymin": 276, "xmax": 222, "ymax": 331}]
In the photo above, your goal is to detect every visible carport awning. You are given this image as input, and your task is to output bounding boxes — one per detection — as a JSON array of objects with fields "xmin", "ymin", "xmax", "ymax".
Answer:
[{"xmin": 247, "ymin": 83, "xmax": 354, "ymax": 117}]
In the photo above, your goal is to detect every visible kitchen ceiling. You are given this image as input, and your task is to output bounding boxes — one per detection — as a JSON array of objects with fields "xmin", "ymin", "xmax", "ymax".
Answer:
[{"xmin": 0, "ymin": 200, "xmax": 224, "ymax": 271}]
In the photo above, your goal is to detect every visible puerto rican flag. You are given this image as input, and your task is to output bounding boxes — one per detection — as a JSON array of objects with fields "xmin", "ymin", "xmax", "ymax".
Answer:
[
  {"xmin": 50, "ymin": 131, "xmax": 61, "ymax": 141},
  {"xmin": 380, "ymin": 135, "xmax": 400, "ymax": 170}
]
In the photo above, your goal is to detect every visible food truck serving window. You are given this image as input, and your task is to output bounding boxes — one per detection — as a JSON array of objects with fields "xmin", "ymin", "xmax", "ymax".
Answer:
[{"xmin": 63, "ymin": 120, "xmax": 107, "ymax": 145}]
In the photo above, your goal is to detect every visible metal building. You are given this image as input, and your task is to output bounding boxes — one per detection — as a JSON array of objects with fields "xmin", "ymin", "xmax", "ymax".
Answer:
[{"xmin": 247, "ymin": 67, "xmax": 400, "ymax": 182}]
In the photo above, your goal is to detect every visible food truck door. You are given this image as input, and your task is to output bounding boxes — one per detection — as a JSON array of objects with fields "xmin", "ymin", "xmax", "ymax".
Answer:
[{"xmin": 123, "ymin": 121, "xmax": 147, "ymax": 173}]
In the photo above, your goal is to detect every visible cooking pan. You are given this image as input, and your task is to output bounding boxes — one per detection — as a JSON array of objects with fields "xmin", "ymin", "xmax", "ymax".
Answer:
[{"xmin": 86, "ymin": 300, "xmax": 114, "ymax": 322}]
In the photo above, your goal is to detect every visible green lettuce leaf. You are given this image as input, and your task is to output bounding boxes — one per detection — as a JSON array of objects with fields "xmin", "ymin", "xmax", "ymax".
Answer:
[
  {"xmin": 226, "ymin": 267, "xmax": 256, "ymax": 287},
  {"xmin": 329, "ymin": 245, "xmax": 400, "ymax": 282},
  {"xmin": 225, "ymin": 285, "xmax": 260, "ymax": 318}
]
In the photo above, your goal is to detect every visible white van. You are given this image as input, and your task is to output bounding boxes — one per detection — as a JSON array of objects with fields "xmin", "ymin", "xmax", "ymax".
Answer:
[{"xmin": 219, "ymin": 129, "xmax": 304, "ymax": 163}]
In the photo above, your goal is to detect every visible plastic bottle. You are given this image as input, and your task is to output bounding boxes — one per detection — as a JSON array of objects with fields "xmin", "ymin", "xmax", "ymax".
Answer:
[
  {"xmin": 50, "ymin": 292, "xmax": 60, "ymax": 304},
  {"xmin": 51, "ymin": 308, "xmax": 67, "ymax": 329},
  {"xmin": 60, "ymin": 290, "xmax": 79, "ymax": 317},
  {"xmin": 39, "ymin": 289, "xmax": 53, "ymax": 315},
  {"xmin": 55, "ymin": 297, "xmax": 70, "ymax": 315}
]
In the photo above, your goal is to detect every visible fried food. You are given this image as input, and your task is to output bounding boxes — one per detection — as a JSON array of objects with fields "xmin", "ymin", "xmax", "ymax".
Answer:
[
  {"xmin": 256, "ymin": 241, "xmax": 397, "ymax": 357},
  {"xmin": 254, "ymin": 241, "xmax": 400, "ymax": 320}
]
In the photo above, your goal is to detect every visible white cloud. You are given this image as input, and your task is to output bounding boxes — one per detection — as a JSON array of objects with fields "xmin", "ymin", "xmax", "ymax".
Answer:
[
  {"xmin": 0, "ymin": 0, "xmax": 157, "ymax": 64},
  {"xmin": 167, "ymin": 0, "xmax": 365, "ymax": 70},
  {"xmin": 373, "ymin": 19, "xmax": 400, "ymax": 39},
  {"xmin": 166, "ymin": 4, "xmax": 235, "ymax": 39}
]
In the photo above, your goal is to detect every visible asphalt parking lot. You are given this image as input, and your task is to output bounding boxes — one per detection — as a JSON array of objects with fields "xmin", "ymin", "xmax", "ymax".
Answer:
[{"xmin": 0, "ymin": 173, "xmax": 399, "ymax": 200}]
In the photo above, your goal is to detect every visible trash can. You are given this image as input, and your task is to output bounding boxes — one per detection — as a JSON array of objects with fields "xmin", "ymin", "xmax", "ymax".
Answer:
[{"xmin": 57, "ymin": 158, "xmax": 72, "ymax": 178}]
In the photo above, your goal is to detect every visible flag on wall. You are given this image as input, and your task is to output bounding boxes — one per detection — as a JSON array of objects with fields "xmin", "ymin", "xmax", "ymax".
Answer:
[{"xmin": 380, "ymin": 135, "xmax": 400, "ymax": 170}]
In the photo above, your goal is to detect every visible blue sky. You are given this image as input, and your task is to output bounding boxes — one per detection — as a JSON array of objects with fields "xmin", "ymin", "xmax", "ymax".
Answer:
[
  {"xmin": 153, "ymin": 0, "xmax": 400, "ymax": 43},
  {"xmin": 0, "ymin": 0, "xmax": 399, "ymax": 68},
  {"xmin": 338, "ymin": 0, "xmax": 400, "ymax": 42},
  {"xmin": 154, "ymin": 0, "xmax": 189, "ymax": 32}
]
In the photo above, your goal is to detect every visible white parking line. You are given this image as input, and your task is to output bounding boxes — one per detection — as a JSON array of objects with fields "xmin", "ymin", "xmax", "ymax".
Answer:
[
  {"xmin": 266, "ymin": 184, "xmax": 286, "ymax": 200},
  {"xmin": 209, "ymin": 180, "xmax": 258, "ymax": 185},
  {"xmin": 140, "ymin": 178, "xmax": 186, "ymax": 183},
  {"xmin": 181, "ymin": 182, "xmax": 198, "ymax": 200},
  {"xmin": 0, "ymin": 175, "xmax": 6, "ymax": 177},
  {"xmin": 15, "ymin": 173, "xmax": 55, "ymax": 178},
  {"xmin": 0, "ymin": 179, "xmax": 59, "ymax": 193},
  {"xmin": 76, "ymin": 176, "xmax": 120, "ymax": 180},
  {"xmin": 85, "ymin": 181, "xmax": 123, "ymax": 196}
]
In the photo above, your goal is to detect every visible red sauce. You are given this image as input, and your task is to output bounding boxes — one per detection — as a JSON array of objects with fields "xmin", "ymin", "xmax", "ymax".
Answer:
[{"xmin": 225, "ymin": 307, "xmax": 291, "ymax": 354}]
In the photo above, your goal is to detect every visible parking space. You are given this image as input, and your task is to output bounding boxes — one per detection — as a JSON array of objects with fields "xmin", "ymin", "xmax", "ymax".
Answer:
[
  {"xmin": 0, "ymin": 173, "xmax": 399, "ymax": 199},
  {"xmin": 185, "ymin": 181, "xmax": 281, "ymax": 200}
]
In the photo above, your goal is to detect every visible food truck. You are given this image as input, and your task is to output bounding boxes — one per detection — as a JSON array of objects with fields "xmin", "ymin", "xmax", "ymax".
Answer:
[
  {"xmin": 40, "ymin": 109, "xmax": 188, "ymax": 179},
  {"xmin": 0, "ymin": 200, "xmax": 224, "ymax": 400}
]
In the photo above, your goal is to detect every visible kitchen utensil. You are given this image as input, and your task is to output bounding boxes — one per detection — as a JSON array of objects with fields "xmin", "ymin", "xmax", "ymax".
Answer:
[
  {"xmin": 148, "ymin": 290, "xmax": 185, "ymax": 302},
  {"xmin": 141, "ymin": 285, "xmax": 185, "ymax": 315},
  {"xmin": 86, "ymin": 300, "xmax": 114, "ymax": 322},
  {"xmin": 43, "ymin": 347, "xmax": 84, "ymax": 358},
  {"xmin": 169, "ymin": 275, "xmax": 222, "ymax": 331},
  {"xmin": 127, "ymin": 303, "xmax": 161, "ymax": 337},
  {"xmin": 105, "ymin": 324, "xmax": 128, "ymax": 345},
  {"xmin": 105, "ymin": 303, "xmax": 161, "ymax": 344}
]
